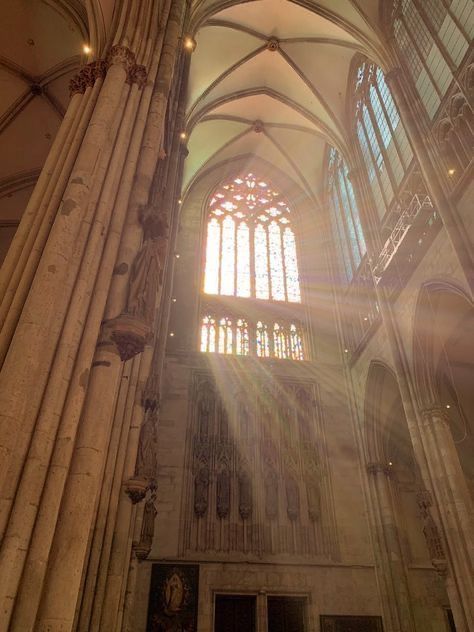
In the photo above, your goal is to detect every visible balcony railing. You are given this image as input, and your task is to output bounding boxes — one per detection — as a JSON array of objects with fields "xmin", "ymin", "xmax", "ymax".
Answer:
[{"xmin": 373, "ymin": 193, "xmax": 434, "ymax": 283}]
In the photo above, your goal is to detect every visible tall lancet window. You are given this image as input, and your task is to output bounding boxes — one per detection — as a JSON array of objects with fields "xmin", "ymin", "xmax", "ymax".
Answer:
[
  {"xmin": 391, "ymin": 0, "xmax": 471, "ymax": 119},
  {"xmin": 203, "ymin": 173, "xmax": 301, "ymax": 303},
  {"xmin": 327, "ymin": 148, "xmax": 367, "ymax": 282},
  {"xmin": 201, "ymin": 173, "xmax": 305, "ymax": 360},
  {"xmin": 355, "ymin": 62, "xmax": 413, "ymax": 219}
]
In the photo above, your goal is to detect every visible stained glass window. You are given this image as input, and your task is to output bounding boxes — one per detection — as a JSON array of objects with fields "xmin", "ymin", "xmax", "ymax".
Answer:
[
  {"xmin": 236, "ymin": 319, "xmax": 249, "ymax": 355},
  {"xmin": 327, "ymin": 147, "xmax": 367, "ymax": 282},
  {"xmin": 256, "ymin": 320, "xmax": 270, "ymax": 357},
  {"xmin": 200, "ymin": 315, "xmax": 303, "ymax": 360},
  {"xmin": 201, "ymin": 315, "xmax": 216, "ymax": 352},
  {"xmin": 354, "ymin": 63, "xmax": 412, "ymax": 220},
  {"xmin": 204, "ymin": 173, "xmax": 301, "ymax": 303},
  {"xmin": 391, "ymin": 0, "xmax": 470, "ymax": 120}
]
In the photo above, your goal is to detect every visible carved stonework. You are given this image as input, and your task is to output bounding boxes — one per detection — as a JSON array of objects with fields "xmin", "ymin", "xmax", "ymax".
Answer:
[
  {"xmin": 183, "ymin": 373, "xmax": 337, "ymax": 558},
  {"xmin": 108, "ymin": 205, "xmax": 169, "ymax": 362},
  {"xmin": 193, "ymin": 467, "xmax": 209, "ymax": 517},
  {"xmin": 125, "ymin": 476, "xmax": 149, "ymax": 504},
  {"xmin": 135, "ymin": 407, "xmax": 158, "ymax": 480},
  {"xmin": 110, "ymin": 314, "xmax": 151, "ymax": 361},
  {"xmin": 367, "ymin": 462, "xmax": 391, "ymax": 477},
  {"xmin": 285, "ymin": 476, "xmax": 300, "ymax": 521},
  {"xmin": 417, "ymin": 489, "xmax": 446, "ymax": 574},
  {"xmin": 69, "ymin": 74, "xmax": 86, "ymax": 96},
  {"xmin": 216, "ymin": 469, "xmax": 231, "ymax": 519},
  {"xmin": 107, "ymin": 44, "xmax": 135, "ymax": 72},
  {"xmin": 128, "ymin": 63, "xmax": 148, "ymax": 88},
  {"xmin": 69, "ymin": 60, "xmax": 108, "ymax": 96},
  {"xmin": 134, "ymin": 489, "xmax": 157, "ymax": 559},
  {"xmin": 264, "ymin": 467, "xmax": 279, "ymax": 520}
]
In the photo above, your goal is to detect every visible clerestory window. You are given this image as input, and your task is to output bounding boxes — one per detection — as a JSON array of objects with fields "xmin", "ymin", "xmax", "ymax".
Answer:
[
  {"xmin": 203, "ymin": 173, "xmax": 301, "ymax": 303},
  {"xmin": 200, "ymin": 173, "xmax": 305, "ymax": 360}
]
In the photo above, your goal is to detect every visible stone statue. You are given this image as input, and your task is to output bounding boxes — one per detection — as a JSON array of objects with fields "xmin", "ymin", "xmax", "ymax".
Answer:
[
  {"xmin": 286, "ymin": 476, "xmax": 300, "ymax": 521},
  {"xmin": 306, "ymin": 477, "xmax": 321, "ymax": 522},
  {"xmin": 139, "ymin": 491, "xmax": 157, "ymax": 553},
  {"xmin": 264, "ymin": 468, "xmax": 279, "ymax": 519},
  {"xmin": 194, "ymin": 467, "xmax": 209, "ymax": 517},
  {"xmin": 238, "ymin": 470, "xmax": 252, "ymax": 520},
  {"xmin": 135, "ymin": 408, "xmax": 158, "ymax": 480},
  {"xmin": 216, "ymin": 469, "xmax": 230, "ymax": 518},
  {"xmin": 198, "ymin": 382, "xmax": 214, "ymax": 438},
  {"xmin": 126, "ymin": 205, "xmax": 168, "ymax": 327}
]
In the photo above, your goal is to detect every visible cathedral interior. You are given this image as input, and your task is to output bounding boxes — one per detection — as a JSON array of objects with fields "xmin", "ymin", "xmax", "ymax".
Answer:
[{"xmin": 0, "ymin": 1, "xmax": 473, "ymax": 631}]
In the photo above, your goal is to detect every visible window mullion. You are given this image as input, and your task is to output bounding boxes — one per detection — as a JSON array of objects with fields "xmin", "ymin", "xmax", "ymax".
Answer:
[
  {"xmin": 249, "ymin": 222, "xmax": 256, "ymax": 299},
  {"xmin": 266, "ymin": 226, "xmax": 272, "ymax": 300},
  {"xmin": 334, "ymin": 176, "xmax": 357, "ymax": 271},
  {"xmin": 279, "ymin": 224, "xmax": 288, "ymax": 302},
  {"xmin": 412, "ymin": 0, "xmax": 457, "ymax": 72},
  {"xmin": 340, "ymin": 169, "xmax": 365, "ymax": 260},
  {"xmin": 365, "ymin": 97, "xmax": 398, "ymax": 197},
  {"xmin": 399, "ymin": 13, "xmax": 444, "ymax": 99},
  {"xmin": 373, "ymin": 80, "xmax": 407, "ymax": 171},
  {"xmin": 439, "ymin": 0, "xmax": 470, "ymax": 41},
  {"xmin": 360, "ymin": 113, "xmax": 391, "ymax": 212},
  {"xmin": 218, "ymin": 219, "xmax": 223, "ymax": 294}
]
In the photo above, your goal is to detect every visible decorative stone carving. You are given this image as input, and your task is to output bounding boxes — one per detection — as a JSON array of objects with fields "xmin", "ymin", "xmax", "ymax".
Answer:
[
  {"xmin": 128, "ymin": 63, "xmax": 148, "ymax": 88},
  {"xmin": 110, "ymin": 316, "xmax": 152, "ymax": 361},
  {"xmin": 134, "ymin": 489, "xmax": 157, "ymax": 559},
  {"xmin": 107, "ymin": 44, "xmax": 136, "ymax": 72},
  {"xmin": 285, "ymin": 476, "xmax": 300, "ymax": 521},
  {"xmin": 267, "ymin": 37, "xmax": 279, "ymax": 51},
  {"xmin": 193, "ymin": 467, "xmax": 209, "ymax": 517},
  {"xmin": 238, "ymin": 469, "xmax": 252, "ymax": 520},
  {"xmin": 142, "ymin": 369, "xmax": 160, "ymax": 412},
  {"xmin": 125, "ymin": 476, "xmax": 149, "ymax": 504},
  {"xmin": 69, "ymin": 60, "xmax": 108, "ymax": 96},
  {"xmin": 366, "ymin": 462, "xmax": 391, "ymax": 477},
  {"xmin": 69, "ymin": 74, "xmax": 86, "ymax": 97},
  {"xmin": 264, "ymin": 467, "xmax": 279, "ymax": 519},
  {"xmin": 417, "ymin": 489, "xmax": 446, "ymax": 575},
  {"xmin": 216, "ymin": 469, "xmax": 231, "ymax": 519},
  {"xmin": 135, "ymin": 407, "xmax": 158, "ymax": 480},
  {"xmin": 126, "ymin": 205, "xmax": 169, "ymax": 327},
  {"xmin": 198, "ymin": 381, "xmax": 214, "ymax": 438},
  {"xmin": 108, "ymin": 204, "xmax": 169, "ymax": 361}
]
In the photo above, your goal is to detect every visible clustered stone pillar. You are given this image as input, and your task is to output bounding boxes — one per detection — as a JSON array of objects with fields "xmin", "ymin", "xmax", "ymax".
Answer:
[
  {"xmin": 0, "ymin": 0, "xmax": 190, "ymax": 629},
  {"xmin": 366, "ymin": 463, "xmax": 416, "ymax": 632},
  {"xmin": 346, "ymin": 162, "xmax": 471, "ymax": 630},
  {"xmin": 418, "ymin": 406, "xmax": 474, "ymax": 630}
]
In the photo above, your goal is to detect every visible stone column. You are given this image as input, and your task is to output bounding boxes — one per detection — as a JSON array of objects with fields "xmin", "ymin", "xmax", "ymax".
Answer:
[
  {"xmin": 366, "ymin": 463, "xmax": 416, "ymax": 632},
  {"xmin": 384, "ymin": 68, "xmax": 473, "ymax": 292},
  {"xmin": 418, "ymin": 405, "xmax": 474, "ymax": 630}
]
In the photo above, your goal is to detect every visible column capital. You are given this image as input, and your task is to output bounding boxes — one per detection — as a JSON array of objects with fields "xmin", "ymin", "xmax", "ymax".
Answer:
[
  {"xmin": 107, "ymin": 44, "xmax": 136, "ymax": 72},
  {"xmin": 419, "ymin": 405, "xmax": 451, "ymax": 426},
  {"xmin": 127, "ymin": 64, "xmax": 148, "ymax": 88},
  {"xmin": 366, "ymin": 462, "xmax": 392, "ymax": 477}
]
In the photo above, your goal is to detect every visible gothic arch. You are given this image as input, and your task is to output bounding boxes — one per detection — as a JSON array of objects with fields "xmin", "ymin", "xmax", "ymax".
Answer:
[
  {"xmin": 364, "ymin": 360, "xmax": 403, "ymax": 464},
  {"xmin": 412, "ymin": 280, "xmax": 474, "ymax": 409}
]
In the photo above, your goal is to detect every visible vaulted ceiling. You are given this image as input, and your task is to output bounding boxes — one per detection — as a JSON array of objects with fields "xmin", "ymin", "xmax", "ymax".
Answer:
[
  {"xmin": 0, "ymin": 0, "xmax": 88, "ymax": 241},
  {"xmin": 183, "ymin": 0, "xmax": 389, "ymax": 206}
]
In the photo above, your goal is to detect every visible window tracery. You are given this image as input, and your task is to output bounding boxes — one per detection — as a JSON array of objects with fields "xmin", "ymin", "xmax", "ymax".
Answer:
[
  {"xmin": 327, "ymin": 148, "xmax": 367, "ymax": 282},
  {"xmin": 354, "ymin": 63, "xmax": 413, "ymax": 219},
  {"xmin": 203, "ymin": 173, "xmax": 301, "ymax": 303},
  {"xmin": 201, "ymin": 173, "xmax": 307, "ymax": 360},
  {"xmin": 391, "ymin": 0, "xmax": 471, "ymax": 119},
  {"xmin": 200, "ymin": 314, "xmax": 304, "ymax": 360}
]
